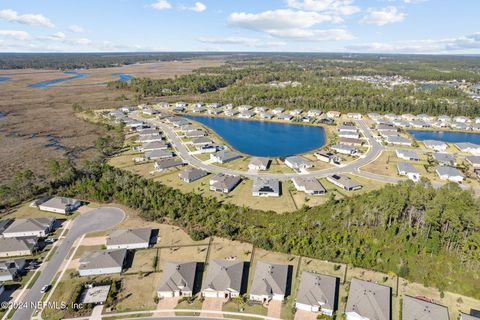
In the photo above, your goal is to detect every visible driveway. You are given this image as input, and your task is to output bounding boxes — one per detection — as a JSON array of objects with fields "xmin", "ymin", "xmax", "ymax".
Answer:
[
  {"xmin": 266, "ymin": 300, "xmax": 282, "ymax": 319},
  {"xmin": 294, "ymin": 309, "xmax": 318, "ymax": 320},
  {"xmin": 10, "ymin": 207, "xmax": 125, "ymax": 320},
  {"xmin": 156, "ymin": 297, "xmax": 180, "ymax": 317},
  {"xmin": 201, "ymin": 297, "xmax": 227, "ymax": 318}
]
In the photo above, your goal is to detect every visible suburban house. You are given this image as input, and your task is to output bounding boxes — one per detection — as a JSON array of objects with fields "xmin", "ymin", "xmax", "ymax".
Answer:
[
  {"xmin": 157, "ymin": 261, "xmax": 197, "ymax": 298},
  {"xmin": 271, "ymin": 108, "xmax": 285, "ymax": 114},
  {"xmin": 397, "ymin": 163, "xmax": 421, "ymax": 182},
  {"xmin": 138, "ymin": 128, "xmax": 160, "ymax": 136},
  {"xmin": 195, "ymin": 144, "xmax": 221, "ymax": 153},
  {"xmin": 315, "ymin": 152, "xmax": 341, "ymax": 165},
  {"xmin": 191, "ymin": 106, "xmax": 206, "ymax": 113},
  {"xmin": 347, "ymin": 112, "xmax": 362, "ymax": 119},
  {"xmin": 307, "ymin": 109, "xmax": 322, "ymax": 117},
  {"xmin": 254, "ymin": 106, "xmax": 268, "ymax": 113},
  {"xmin": 238, "ymin": 111, "xmax": 255, "ymax": 119},
  {"xmin": 249, "ymin": 261, "xmax": 289, "ymax": 302},
  {"xmin": 154, "ymin": 159, "xmax": 185, "ymax": 171},
  {"xmin": 106, "ymin": 228, "xmax": 153, "ymax": 250},
  {"xmin": 432, "ymin": 153, "xmax": 456, "ymax": 166},
  {"xmin": 396, "ymin": 149, "xmax": 420, "ymax": 161},
  {"xmin": 277, "ymin": 114, "xmax": 294, "ymax": 121},
  {"xmin": 208, "ymin": 108, "xmax": 222, "ymax": 115},
  {"xmin": 192, "ymin": 137, "xmax": 214, "ymax": 146},
  {"xmin": 386, "ymin": 136, "xmax": 412, "ymax": 146},
  {"xmin": 210, "ymin": 174, "xmax": 241, "ymax": 193},
  {"xmin": 338, "ymin": 125, "xmax": 359, "ymax": 133},
  {"xmin": 179, "ymin": 125, "xmax": 199, "ymax": 133},
  {"xmin": 141, "ymin": 141, "xmax": 168, "ymax": 151},
  {"xmin": 339, "ymin": 137, "xmax": 363, "ymax": 147},
  {"xmin": 423, "ymin": 140, "xmax": 448, "ymax": 152},
  {"xmin": 0, "ymin": 237, "xmax": 38, "ymax": 257},
  {"xmin": 402, "ymin": 296, "xmax": 449, "ymax": 320},
  {"xmin": 466, "ymin": 155, "xmax": 480, "ymax": 168},
  {"xmin": 331, "ymin": 144, "xmax": 357, "ymax": 155},
  {"xmin": 326, "ymin": 111, "xmax": 341, "ymax": 118},
  {"xmin": 2, "ymin": 218, "xmax": 55, "ymax": 238},
  {"xmin": 144, "ymin": 150, "xmax": 174, "ymax": 160},
  {"xmin": 0, "ymin": 219, "xmax": 12, "ymax": 236},
  {"xmin": 202, "ymin": 260, "xmax": 245, "ymax": 299},
  {"xmin": 252, "ymin": 178, "xmax": 280, "ymax": 197},
  {"xmin": 436, "ymin": 166, "xmax": 464, "ymax": 183},
  {"xmin": 210, "ymin": 151, "xmax": 242, "ymax": 164},
  {"xmin": 0, "ymin": 258, "xmax": 27, "ymax": 281},
  {"xmin": 259, "ymin": 112, "xmax": 274, "ymax": 119},
  {"xmin": 453, "ymin": 116, "xmax": 470, "ymax": 123},
  {"xmin": 327, "ymin": 175, "xmax": 362, "ymax": 191},
  {"xmin": 138, "ymin": 135, "xmax": 163, "ymax": 143},
  {"xmin": 78, "ymin": 249, "xmax": 127, "ymax": 276},
  {"xmin": 437, "ymin": 115, "xmax": 451, "ymax": 123},
  {"xmin": 345, "ymin": 278, "xmax": 391, "ymax": 320},
  {"xmin": 455, "ymin": 142, "xmax": 480, "ymax": 155},
  {"xmin": 38, "ymin": 197, "xmax": 82, "ymax": 214},
  {"xmin": 238, "ymin": 105, "xmax": 253, "ymax": 111},
  {"xmin": 461, "ymin": 313, "xmax": 480, "ymax": 320},
  {"xmin": 185, "ymin": 130, "xmax": 206, "ymax": 138},
  {"xmin": 225, "ymin": 110, "xmax": 238, "ymax": 117},
  {"xmin": 285, "ymin": 156, "xmax": 313, "ymax": 170},
  {"xmin": 290, "ymin": 109, "xmax": 303, "ymax": 116},
  {"xmin": 179, "ymin": 168, "xmax": 208, "ymax": 183},
  {"xmin": 295, "ymin": 272, "xmax": 338, "ymax": 316},
  {"xmin": 248, "ymin": 157, "xmax": 271, "ymax": 171},
  {"xmin": 410, "ymin": 120, "xmax": 430, "ymax": 128},
  {"xmin": 292, "ymin": 177, "xmax": 326, "ymax": 196}
]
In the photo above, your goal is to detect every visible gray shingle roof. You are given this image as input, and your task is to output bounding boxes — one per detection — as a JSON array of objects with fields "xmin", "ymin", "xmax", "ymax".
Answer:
[
  {"xmin": 250, "ymin": 261, "xmax": 288, "ymax": 297},
  {"xmin": 396, "ymin": 149, "xmax": 419, "ymax": 160},
  {"xmin": 436, "ymin": 166, "xmax": 463, "ymax": 177},
  {"xmin": 79, "ymin": 249, "xmax": 127, "ymax": 271},
  {"xmin": 202, "ymin": 260, "xmax": 244, "ymax": 293},
  {"xmin": 39, "ymin": 197, "xmax": 79, "ymax": 211},
  {"xmin": 252, "ymin": 178, "xmax": 280, "ymax": 195},
  {"xmin": 0, "ymin": 237, "xmax": 37, "ymax": 253},
  {"xmin": 296, "ymin": 272, "xmax": 337, "ymax": 311},
  {"xmin": 157, "ymin": 262, "xmax": 197, "ymax": 293},
  {"xmin": 397, "ymin": 162, "xmax": 419, "ymax": 174},
  {"xmin": 402, "ymin": 296, "xmax": 449, "ymax": 320},
  {"xmin": 345, "ymin": 278, "xmax": 391, "ymax": 320},
  {"xmin": 4, "ymin": 218, "xmax": 54, "ymax": 234},
  {"xmin": 106, "ymin": 228, "xmax": 152, "ymax": 246}
]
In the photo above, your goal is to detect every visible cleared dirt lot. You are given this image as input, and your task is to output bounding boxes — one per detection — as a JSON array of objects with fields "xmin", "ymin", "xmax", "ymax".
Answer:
[{"xmin": 0, "ymin": 58, "xmax": 223, "ymax": 182}]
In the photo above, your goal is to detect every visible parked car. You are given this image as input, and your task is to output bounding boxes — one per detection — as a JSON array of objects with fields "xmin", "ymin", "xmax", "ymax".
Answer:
[{"xmin": 40, "ymin": 285, "xmax": 51, "ymax": 293}]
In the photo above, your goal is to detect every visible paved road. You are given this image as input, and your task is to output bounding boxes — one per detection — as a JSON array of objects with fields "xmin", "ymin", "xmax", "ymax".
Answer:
[
  {"xmin": 135, "ymin": 113, "xmax": 384, "ymax": 181},
  {"xmin": 11, "ymin": 207, "xmax": 125, "ymax": 320}
]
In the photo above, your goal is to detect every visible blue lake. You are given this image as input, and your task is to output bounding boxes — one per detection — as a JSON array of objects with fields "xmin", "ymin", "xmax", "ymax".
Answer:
[
  {"xmin": 112, "ymin": 73, "xmax": 134, "ymax": 81},
  {"xmin": 184, "ymin": 115, "xmax": 326, "ymax": 157},
  {"xmin": 408, "ymin": 130, "xmax": 480, "ymax": 144},
  {"xmin": 29, "ymin": 72, "xmax": 88, "ymax": 88},
  {"xmin": 0, "ymin": 77, "xmax": 11, "ymax": 82}
]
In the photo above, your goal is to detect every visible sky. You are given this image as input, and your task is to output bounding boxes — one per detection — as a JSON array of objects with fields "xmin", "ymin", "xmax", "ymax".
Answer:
[{"xmin": 0, "ymin": 0, "xmax": 479, "ymax": 54}]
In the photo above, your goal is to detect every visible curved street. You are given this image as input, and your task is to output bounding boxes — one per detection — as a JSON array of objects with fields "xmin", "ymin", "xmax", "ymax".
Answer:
[{"xmin": 10, "ymin": 207, "xmax": 125, "ymax": 320}]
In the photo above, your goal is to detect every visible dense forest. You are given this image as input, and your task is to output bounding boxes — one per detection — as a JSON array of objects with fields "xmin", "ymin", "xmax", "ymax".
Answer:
[
  {"xmin": 109, "ymin": 56, "xmax": 480, "ymax": 116},
  {"xmin": 60, "ymin": 165, "xmax": 480, "ymax": 298}
]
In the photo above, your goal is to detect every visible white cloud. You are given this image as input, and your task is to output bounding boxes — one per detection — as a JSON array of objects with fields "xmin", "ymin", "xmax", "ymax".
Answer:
[
  {"xmin": 286, "ymin": 0, "xmax": 360, "ymax": 15},
  {"xmin": 0, "ymin": 30, "xmax": 31, "ymax": 41},
  {"xmin": 68, "ymin": 25, "xmax": 85, "ymax": 33},
  {"xmin": 228, "ymin": 9, "xmax": 352, "ymax": 41},
  {"xmin": 360, "ymin": 6, "xmax": 405, "ymax": 26},
  {"xmin": 188, "ymin": 2, "xmax": 207, "ymax": 12},
  {"xmin": 0, "ymin": 9, "xmax": 54, "ymax": 28},
  {"xmin": 197, "ymin": 36, "xmax": 286, "ymax": 48},
  {"xmin": 49, "ymin": 32, "xmax": 66, "ymax": 40},
  {"xmin": 346, "ymin": 33, "xmax": 480, "ymax": 53},
  {"xmin": 151, "ymin": 0, "xmax": 172, "ymax": 10}
]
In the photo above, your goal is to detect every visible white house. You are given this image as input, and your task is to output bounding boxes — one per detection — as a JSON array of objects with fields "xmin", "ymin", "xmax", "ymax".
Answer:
[
  {"xmin": 157, "ymin": 262, "xmax": 197, "ymax": 298},
  {"xmin": 78, "ymin": 249, "xmax": 127, "ymax": 276},
  {"xmin": 436, "ymin": 166, "xmax": 464, "ymax": 183},
  {"xmin": 38, "ymin": 197, "xmax": 82, "ymax": 214},
  {"xmin": 202, "ymin": 260, "xmax": 244, "ymax": 298},
  {"xmin": 295, "ymin": 272, "xmax": 337, "ymax": 316},
  {"xmin": 397, "ymin": 163, "xmax": 421, "ymax": 182},
  {"xmin": 2, "ymin": 218, "xmax": 55, "ymax": 238},
  {"xmin": 249, "ymin": 262, "xmax": 288, "ymax": 302},
  {"xmin": 106, "ymin": 228, "xmax": 153, "ymax": 250},
  {"xmin": 423, "ymin": 140, "xmax": 448, "ymax": 152}
]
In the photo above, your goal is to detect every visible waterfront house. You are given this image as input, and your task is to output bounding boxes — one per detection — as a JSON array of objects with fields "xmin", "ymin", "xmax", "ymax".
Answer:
[
  {"xmin": 295, "ymin": 272, "xmax": 338, "ymax": 316},
  {"xmin": 154, "ymin": 159, "xmax": 185, "ymax": 171},
  {"xmin": 210, "ymin": 151, "xmax": 242, "ymax": 164},
  {"xmin": 466, "ymin": 155, "xmax": 480, "ymax": 168},
  {"xmin": 432, "ymin": 153, "xmax": 456, "ymax": 166},
  {"xmin": 185, "ymin": 130, "xmax": 206, "ymax": 138},
  {"xmin": 339, "ymin": 137, "xmax": 363, "ymax": 146},
  {"xmin": 453, "ymin": 116, "xmax": 471, "ymax": 123},
  {"xmin": 248, "ymin": 157, "xmax": 270, "ymax": 171},
  {"xmin": 238, "ymin": 111, "xmax": 255, "ymax": 119},
  {"xmin": 386, "ymin": 136, "xmax": 412, "ymax": 146},
  {"xmin": 401, "ymin": 114, "xmax": 416, "ymax": 121},
  {"xmin": 437, "ymin": 115, "xmax": 451, "ymax": 123},
  {"xmin": 191, "ymin": 106, "xmax": 206, "ymax": 113},
  {"xmin": 157, "ymin": 262, "xmax": 197, "ymax": 298},
  {"xmin": 192, "ymin": 137, "xmax": 214, "ymax": 146},
  {"xmin": 291, "ymin": 177, "xmax": 326, "ymax": 196},
  {"xmin": 397, "ymin": 163, "xmax": 421, "ymax": 182},
  {"xmin": 327, "ymin": 174, "xmax": 362, "ymax": 191},
  {"xmin": 307, "ymin": 109, "xmax": 322, "ymax": 117},
  {"xmin": 179, "ymin": 168, "xmax": 208, "ymax": 183},
  {"xmin": 249, "ymin": 261, "xmax": 289, "ymax": 302},
  {"xmin": 0, "ymin": 237, "xmax": 38, "ymax": 258},
  {"xmin": 285, "ymin": 156, "xmax": 313, "ymax": 170},
  {"xmin": 224, "ymin": 109, "xmax": 238, "ymax": 117},
  {"xmin": 3, "ymin": 218, "xmax": 55, "ymax": 238},
  {"xmin": 277, "ymin": 113, "xmax": 294, "ymax": 121},
  {"xmin": 436, "ymin": 166, "xmax": 464, "ymax": 183},
  {"xmin": 78, "ymin": 249, "xmax": 127, "ymax": 276},
  {"xmin": 345, "ymin": 278, "xmax": 391, "ymax": 320},
  {"xmin": 410, "ymin": 120, "xmax": 430, "ymax": 128},
  {"xmin": 314, "ymin": 152, "xmax": 341, "ymax": 165},
  {"xmin": 331, "ymin": 144, "xmax": 357, "ymax": 155},
  {"xmin": 451, "ymin": 122, "xmax": 470, "ymax": 130},
  {"xmin": 238, "ymin": 105, "xmax": 253, "ymax": 112},
  {"xmin": 254, "ymin": 106, "xmax": 268, "ymax": 113},
  {"xmin": 455, "ymin": 142, "xmax": 480, "ymax": 155},
  {"xmin": 106, "ymin": 228, "xmax": 153, "ymax": 250},
  {"xmin": 402, "ymin": 296, "xmax": 448, "ymax": 320},
  {"xmin": 141, "ymin": 141, "xmax": 169, "ymax": 151},
  {"xmin": 38, "ymin": 197, "xmax": 81, "ymax": 214},
  {"xmin": 0, "ymin": 258, "xmax": 27, "ymax": 281},
  {"xmin": 259, "ymin": 112, "xmax": 274, "ymax": 119},
  {"xmin": 202, "ymin": 260, "xmax": 245, "ymax": 299},
  {"xmin": 423, "ymin": 140, "xmax": 448, "ymax": 152},
  {"xmin": 179, "ymin": 125, "xmax": 198, "ymax": 133},
  {"xmin": 252, "ymin": 178, "xmax": 280, "ymax": 197},
  {"xmin": 338, "ymin": 131, "xmax": 360, "ymax": 139},
  {"xmin": 210, "ymin": 174, "xmax": 241, "ymax": 193},
  {"xmin": 396, "ymin": 149, "xmax": 420, "ymax": 161},
  {"xmin": 326, "ymin": 111, "xmax": 341, "ymax": 118},
  {"xmin": 272, "ymin": 107, "xmax": 285, "ymax": 114}
]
